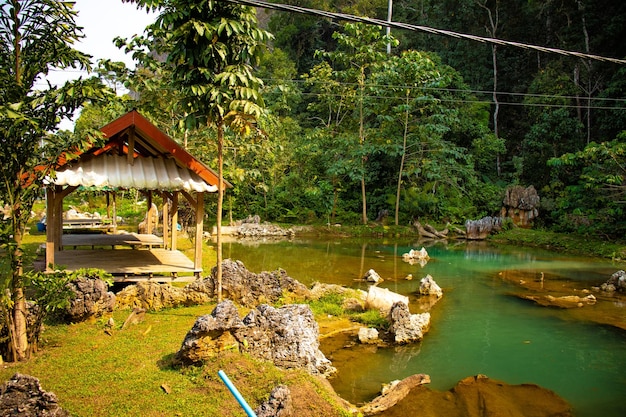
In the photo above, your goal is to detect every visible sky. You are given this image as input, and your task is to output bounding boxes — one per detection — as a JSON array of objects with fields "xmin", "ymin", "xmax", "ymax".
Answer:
[{"xmin": 46, "ymin": 0, "xmax": 157, "ymax": 129}]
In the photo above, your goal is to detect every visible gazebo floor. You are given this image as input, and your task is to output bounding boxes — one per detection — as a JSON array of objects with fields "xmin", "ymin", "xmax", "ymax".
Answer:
[{"xmin": 49, "ymin": 248, "xmax": 201, "ymax": 282}]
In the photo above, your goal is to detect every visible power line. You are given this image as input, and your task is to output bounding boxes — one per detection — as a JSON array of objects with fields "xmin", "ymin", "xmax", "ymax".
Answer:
[{"xmin": 225, "ymin": 0, "xmax": 626, "ymax": 65}]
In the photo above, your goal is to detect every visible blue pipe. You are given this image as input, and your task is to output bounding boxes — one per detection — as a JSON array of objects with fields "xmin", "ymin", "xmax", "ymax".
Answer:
[{"xmin": 218, "ymin": 370, "xmax": 258, "ymax": 417}]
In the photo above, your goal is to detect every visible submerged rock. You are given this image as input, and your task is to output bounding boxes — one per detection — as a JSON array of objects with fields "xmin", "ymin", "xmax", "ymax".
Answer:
[
  {"xmin": 381, "ymin": 374, "xmax": 573, "ymax": 417},
  {"xmin": 0, "ymin": 373, "xmax": 69, "ymax": 417},
  {"xmin": 359, "ymin": 373, "xmax": 431, "ymax": 416},
  {"xmin": 358, "ymin": 327, "xmax": 380, "ymax": 344}
]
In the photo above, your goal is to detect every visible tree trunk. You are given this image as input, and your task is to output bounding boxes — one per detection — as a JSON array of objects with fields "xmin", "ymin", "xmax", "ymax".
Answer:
[
  {"xmin": 11, "ymin": 212, "xmax": 28, "ymax": 361},
  {"xmin": 359, "ymin": 68, "xmax": 368, "ymax": 225},
  {"xmin": 395, "ymin": 93, "xmax": 410, "ymax": 226},
  {"xmin": 478, "ymin": 0, "xmax": 501, "ymax": 176},
  {"xmin": 216, "ymin": 124, "xmax": 224, "ymax": 302}
]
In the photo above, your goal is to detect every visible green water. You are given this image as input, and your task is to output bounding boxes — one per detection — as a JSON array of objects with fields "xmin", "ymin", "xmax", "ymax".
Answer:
[{"xmin": 222, "ymin": 238, "xmax": 626, "ymax": 417}]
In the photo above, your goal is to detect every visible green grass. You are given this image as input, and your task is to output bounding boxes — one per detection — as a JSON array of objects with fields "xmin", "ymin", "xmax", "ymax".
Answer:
[{"xmin": 489, "ymin": 227, "xmax": 626, "ymax": 260}]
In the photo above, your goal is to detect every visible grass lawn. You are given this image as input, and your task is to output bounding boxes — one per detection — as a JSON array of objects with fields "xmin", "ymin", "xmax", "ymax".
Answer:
[{"xmin": 0, "ymin": 303, "xmax": 351, "ymax": 417}]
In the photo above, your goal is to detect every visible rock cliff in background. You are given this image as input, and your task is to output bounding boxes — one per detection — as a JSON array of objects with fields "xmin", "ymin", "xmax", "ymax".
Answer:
[
  {"xmin": 500, "ymin": 185, "xmax": 540, "ymax": 228},
  {"xmin": 0, "ymin": 373, "xmax": 69, "ymax": 417}
]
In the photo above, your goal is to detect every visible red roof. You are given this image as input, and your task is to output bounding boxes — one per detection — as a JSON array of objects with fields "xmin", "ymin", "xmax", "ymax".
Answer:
[{"xmin": 56, "ymin": 109, "xmax": 231, "ymax": 189}]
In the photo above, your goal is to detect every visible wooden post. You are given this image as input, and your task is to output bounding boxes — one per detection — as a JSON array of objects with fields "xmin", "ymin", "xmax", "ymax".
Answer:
[
  {"xmin": 171, "ymin": 192, "xmax": 178, "ymax": 251},
  {"xmin": 194, "ymin": 192, "xmax": 204, "ymax": 271},
  {"xmin": 162, "ymin": 196, "xmax": 169, "ymax": 250},
  {"xmin": 45, "ymin": 187, "xmax": 55, "ymax": 271},
  {"xmin": 147, "ymin": 191, "xmax": 153, "ymax": 235}
]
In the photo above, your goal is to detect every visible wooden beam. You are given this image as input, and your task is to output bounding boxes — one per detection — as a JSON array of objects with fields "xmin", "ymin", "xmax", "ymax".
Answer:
[
  {"xmin": 181, "ymin": 190, "xmax": 196, "ymax": 208},
  {"xmin": 127, "ymin": 127, "xmax": 135, "ymax": 165},
  {"xmin": 194, "ymin": 192, "xmax": 204, "ymax": 271}
]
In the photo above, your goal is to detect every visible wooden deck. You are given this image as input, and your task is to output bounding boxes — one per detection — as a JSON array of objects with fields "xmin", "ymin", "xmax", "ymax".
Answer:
[
  {"xmin": 61, "ymin": 233, "xmax": 163, "ymax": 249},
  {"xmin": 50, "ymin": 248, "xmax": 200, "ymax": 282}
]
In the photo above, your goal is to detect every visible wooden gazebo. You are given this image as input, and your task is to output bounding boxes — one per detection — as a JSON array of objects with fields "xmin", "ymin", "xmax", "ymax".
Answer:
[{"xmin": 44, "ymin": 110, "xmax": 229, "ymax": 280}]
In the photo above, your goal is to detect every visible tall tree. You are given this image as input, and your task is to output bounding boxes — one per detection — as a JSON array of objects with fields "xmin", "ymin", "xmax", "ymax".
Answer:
[
  {"xmin": 0, "ymin": 0, "xmax": 108, "ymax": 360},
  {"xmin": 317, "ymin": 22, "xmax": 395, "ymax": 224},
  {"xmin": 126, "ymin": 0, "xmax": 272, "ymax": 301}
]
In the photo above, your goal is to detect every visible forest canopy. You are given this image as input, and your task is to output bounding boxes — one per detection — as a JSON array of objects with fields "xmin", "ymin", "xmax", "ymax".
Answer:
[{"xmin": 88, "ymin": 0, "xmax": 626, "ymax": 237}]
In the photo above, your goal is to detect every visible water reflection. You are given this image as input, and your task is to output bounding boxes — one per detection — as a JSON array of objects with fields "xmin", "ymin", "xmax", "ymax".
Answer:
[{"xmin": 221, "ymin": 237, "xmax": 626, "ymax": 417}]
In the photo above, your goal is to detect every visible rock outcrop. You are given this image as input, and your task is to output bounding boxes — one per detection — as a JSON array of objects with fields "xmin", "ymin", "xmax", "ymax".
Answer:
[
  {"xmin": 177, "ymin": 301, "xmax": 335, "ymax": 376},
  {"xmin": 362, "ymin": 269, "xmax": 383, "ymax": 284},
  {"xmin": 402, "ymin": 247, "xmax": 430, "ymax": 266},
  {"xmin": 115, "ymin": 281, "xmax": 211, "ymax": 311},
  {"xmin": 388, "ymin": 302, "xmax": 431, "ymax": 344},
  {"xmin": 190, "ymin": 259, "xmax": 310, "ymax": 307},
  {"xmin": 255, "ymin": 385, "xmax": 293, "ymax": 417},
  {"xmin": 500, "ymin": 185, "xmax": 540, "ymax": 228},
  {"xmin": 418, "ymin": 275, "xmax": 442, "ymax": 299},
  {"xmin": 66, "ymin": 276, "xmax": 115, "ymax": 321},
  {"xmin": 465, "ymin": 216, "xmax": 502, "ymax": 240},
  {"xmin": 0, "ymin": 373, "xmax": 69, "ymax": 417},
  {"xmin": 601, "ymin": 270, "xmax": 626, "ymax": 292}
]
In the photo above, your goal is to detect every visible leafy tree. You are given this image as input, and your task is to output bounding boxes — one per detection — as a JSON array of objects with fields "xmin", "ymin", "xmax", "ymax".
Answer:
[
  {"xmin": 0, "ymin": 0, "xmax": 109, "ymax": 360},
  {"xmin": 548, "ymin": 134, "xmax": 626, "ymax": 237},
  {"xmin": 315, "ymin": 22, "xmax": 396, "ymax": 224},
  {"xmin": 126, "ymin": 0, "xmax": 272, "ymax": 301}
]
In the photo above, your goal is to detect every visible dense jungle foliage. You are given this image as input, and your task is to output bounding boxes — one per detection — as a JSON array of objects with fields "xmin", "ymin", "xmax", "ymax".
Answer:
[{"xmin": 75, "ymin": 0, "xmax": 626, "ymax": 238}]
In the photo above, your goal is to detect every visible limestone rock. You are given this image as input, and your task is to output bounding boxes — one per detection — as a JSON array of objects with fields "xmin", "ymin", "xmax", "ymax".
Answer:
[
  {"xmin": 465, "ymin": 216, "xmax": 502, "ymax": 240},
  {"xmin": 115, "ymin": 281, "xmax": 211, "ymax": 311},
  {"xmin": 500, "ymin": 185, "xmax": 540, "ymax": 228},
  {"xmin": 358, "ymin": 327, "xmax": 380, "ymax": 344},
  {"xmin": 0, "ymin": 373, "xmax": 69, "ymax": 417},
  {"xmin": 65, "ymin": 276, "xmax": 115, "ymax": 322},
  {"xmin": 389, "ymin": 302, "xmax": 430, "ymax": 344},
  {"xmin": 195, "ymin": 259, "xmax": 310, "ymax": 307},
  {"xmin": 601, "ymin": 270, "xmax": 626, "ymax": 292},
  {"xmin": 255, "ymin": 385, "xmax": 293, "ymax": 417},
  {"xmin": 418, "ymin": 275, "xmax": 443, "ymax": 299},
  {"xmin": 177, "ymin": 301, "xmax": 335, "ymax": 376},
  {"xmin": 177, "ymin": 300, "xmax": 244, "ymax": 364},
  {"xmin": 402, "ymin": 247, "xmax": 430, "ymax": 261},
  {"xmin": 237, "ymin": 304, "xmax": 336, "ymax": 376},
  {"xmin": 363, "ymin": 269, "xmax": 383, "ymax": 284},
  {"xmin": 365, "ymin": 286, "xmax": 409, "ymax": 315}
]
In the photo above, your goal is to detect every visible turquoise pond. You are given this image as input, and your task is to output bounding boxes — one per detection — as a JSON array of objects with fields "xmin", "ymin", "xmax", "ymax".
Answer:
[{"xmin": 222, "ymin": 238, "xmax": 626, "ymax": 417}]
